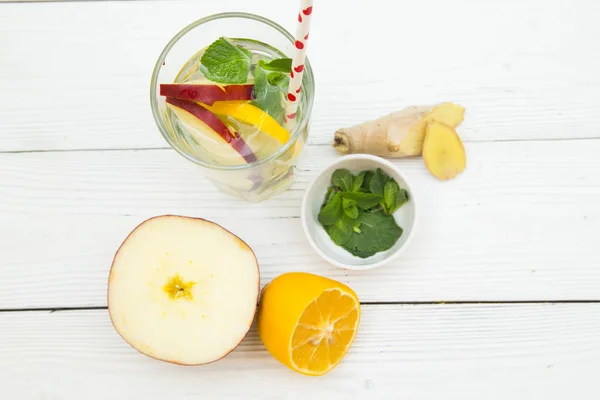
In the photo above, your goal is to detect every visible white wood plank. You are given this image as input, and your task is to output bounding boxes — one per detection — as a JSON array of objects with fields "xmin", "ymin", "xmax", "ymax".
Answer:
[
  {"xmin": 0, "ymin": 304, "xmax": 598, "ymax": 399},
  {"xmin": 1, "ymin": 140, "xmax": 599, "ymax": 308},
  {"xmin": 1, "ymin": 0, "xmax": 600, "ymax": 151}
]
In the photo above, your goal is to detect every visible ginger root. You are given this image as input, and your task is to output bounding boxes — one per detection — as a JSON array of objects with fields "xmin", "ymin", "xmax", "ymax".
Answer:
[
  {"xmin": 422, "ymin": 121, "xmax": 466, "ymax": 180},
  {"xmin": 334, "ymin": 102, "xmax": 464, "ymax": 158}
]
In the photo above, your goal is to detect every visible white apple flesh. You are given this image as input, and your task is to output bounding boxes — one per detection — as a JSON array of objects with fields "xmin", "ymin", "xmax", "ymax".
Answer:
[
  {"xmin": 167, "ymin": 101, "xmax": 253, "ymax": 166},
  {"xmin": 108, "ymin": 215, "xmax": 259, "ymax": 365}
]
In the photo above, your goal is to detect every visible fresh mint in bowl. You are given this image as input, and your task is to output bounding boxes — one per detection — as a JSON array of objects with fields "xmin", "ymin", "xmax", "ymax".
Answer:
[{"xmin": 301, "ymin": 155, "xmax": 418, "ymax": 270}]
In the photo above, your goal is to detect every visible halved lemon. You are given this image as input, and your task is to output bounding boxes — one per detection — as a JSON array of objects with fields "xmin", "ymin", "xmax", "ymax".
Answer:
[{"xmin": 257, "ymin": 272, "xmax": 360, "ymax": 376}]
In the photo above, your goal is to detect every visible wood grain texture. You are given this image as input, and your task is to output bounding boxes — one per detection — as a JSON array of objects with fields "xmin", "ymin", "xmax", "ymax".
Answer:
[
  {"xmin": 1, "ymin": 141, "xmax": 599, "ymax": 308},
  {"xmin": 1, "ymin": 0, "xmax": 600, "ymax": 151},
  {"xmin": 1, "ymin": 304, "xmax": 599, "ymax": 399}
]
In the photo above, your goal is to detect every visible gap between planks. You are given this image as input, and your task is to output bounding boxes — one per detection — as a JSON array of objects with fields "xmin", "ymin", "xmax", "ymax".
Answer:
[
  {"xmin": 3, "ymin": 136, "xmax": 600, "ymax": 155},
  {"xmin": 2, "ymin": 300, "xmax": 600, "ymax": 314}
]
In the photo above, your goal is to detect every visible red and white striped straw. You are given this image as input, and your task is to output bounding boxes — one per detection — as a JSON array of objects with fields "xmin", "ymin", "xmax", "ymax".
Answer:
[{"xmin": 284, "ymin": 0, "xmax": 314, "ymax": 130}]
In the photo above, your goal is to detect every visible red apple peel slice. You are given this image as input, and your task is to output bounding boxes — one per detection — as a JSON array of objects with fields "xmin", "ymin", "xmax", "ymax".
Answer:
[{"xmin": 160, "ymin": 84, "xmax": 253, "ymax": 105}]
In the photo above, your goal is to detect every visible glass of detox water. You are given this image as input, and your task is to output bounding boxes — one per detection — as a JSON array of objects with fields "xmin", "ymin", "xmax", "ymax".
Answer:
[{"xmin": 151, "ymin": 13, "xmax": 315, "ymax": 202}]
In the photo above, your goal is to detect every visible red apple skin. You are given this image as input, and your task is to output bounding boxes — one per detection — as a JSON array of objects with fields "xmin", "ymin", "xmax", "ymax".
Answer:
[
  {"xmin": 160, "ymin": 84, "xmax": 253, "ymax": 104},
  {"xmin": 165, "ymin": 97, "xmax": 257, "ymax": 164},
  {"xmin": 107, "ymin": 215, "xmax": 260, "ymax": 366}
]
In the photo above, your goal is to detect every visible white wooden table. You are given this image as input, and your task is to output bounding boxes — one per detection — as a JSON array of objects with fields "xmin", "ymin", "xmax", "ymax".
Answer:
[{"xmin": 1, "ymin": 0, "xmax": 600, "ymax": 398}]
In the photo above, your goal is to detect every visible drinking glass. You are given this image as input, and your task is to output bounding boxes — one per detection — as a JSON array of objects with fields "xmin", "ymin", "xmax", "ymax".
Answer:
[{"xmin": 151, "ymin": 12, "xmax": 315, "ymax": 202}]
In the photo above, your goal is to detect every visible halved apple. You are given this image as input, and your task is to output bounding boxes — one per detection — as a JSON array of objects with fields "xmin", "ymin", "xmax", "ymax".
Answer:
[
  {"xmin": 166, "ymin": 97, "xmax": 256, "ymax": 164},
  {"xmin": 160, "ymin": 83, "xmax": 253, "ymax": 104},
  {"xmin": 108, "ymin": 215, "xmax": 260, "ymax": 365}
]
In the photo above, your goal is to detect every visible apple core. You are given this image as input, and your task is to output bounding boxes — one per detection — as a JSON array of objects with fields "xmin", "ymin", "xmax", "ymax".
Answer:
[{"xmin": 163, "ymin": 274, "xmax": 196, "ymax": 300}]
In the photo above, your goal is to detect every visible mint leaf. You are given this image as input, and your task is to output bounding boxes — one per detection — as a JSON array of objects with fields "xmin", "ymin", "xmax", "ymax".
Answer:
[
  {"xmin": 259, "ymin": 58, "xmax": 292, "ymax": 72},
  {"xmin": 323, "ymin": 186, "xmax": 337, "ymax": 206},
  {"xmin": 335, "ymin": 216, "xmax": 353, "ymax": 235},
  {"xmin": 327, "ymin": 224, "xmax": 352, "ymax": 246},
  {"xmin": 342, "ymin": 198, "xmax": 359, "ymax": 219},
  {"xmin": 347, "ymin": 247, "xmax": 377, "ymax": 258},
  {"xmin": 326, "ymin": 213, "xmax": 357, "ymax": 245},
  {"xmin": 199, "ymin": 38, "xmax": 252, "ymax": 84},
  {"xmin": 352, "ymin": 171, "xmax": 365, "ymax": 192},
  {"xmin": 394, "ymin": 189, "xmax": 409, "ymax": 212},
  {"xmin": 318, "ymin": 193, "xmax": 342, "ymax": 226},
  {"xmin": 267, "ymin": 72, "xmax": 286, "ymax": 86},
  {"xmin": 340, "ymin": 192, "xmax": 382, "ymax": 210},
  {"xmin": 362, "ymin": 171, "xmax": 374, "ymax": 192},
  {"xmin": 383, "ymin": 180, "xmax": 400, "ymax": 214},
  {"xmin": 342, "ymin": 210, "xmax": 403, "ymax": 258},
  {"xmin": 252, "ymin": 58, "xmax": 291, "ymax": 123},
  {"xmin": 332, "ymin": 169, "xmax": 354, "ymax": 192},
  {"xmin": 383, "ymin": 180, "xmax": 409, "ymax": 214},
  {"xmin": 259, "ymin": 58, "xmax": 292, "ymax": 87},
  {"xmin": 369, "ymin": 168, "xmax": 391, "ymax": 197}
]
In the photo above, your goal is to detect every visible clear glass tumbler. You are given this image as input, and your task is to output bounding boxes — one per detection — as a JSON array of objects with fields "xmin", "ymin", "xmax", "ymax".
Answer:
[{"xmin": 150, "ymin": 13, "xmax": 315, "ymax": 202}]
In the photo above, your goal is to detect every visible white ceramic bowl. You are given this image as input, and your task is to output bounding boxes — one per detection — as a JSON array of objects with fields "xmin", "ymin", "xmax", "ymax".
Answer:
[{"xmin": 301, "ymin": 154, "xmax": 417, "ymax": 270}]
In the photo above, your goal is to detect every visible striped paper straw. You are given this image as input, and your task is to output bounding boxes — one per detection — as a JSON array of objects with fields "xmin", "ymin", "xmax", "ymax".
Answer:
[{"xmin": 284, "ymin": 0, "xmax": 314, "ymax": 130}]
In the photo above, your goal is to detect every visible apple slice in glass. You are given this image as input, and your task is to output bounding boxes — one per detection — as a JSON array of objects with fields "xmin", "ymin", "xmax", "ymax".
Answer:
[
  {"xmin": 166, "ymin": 97, "xmax": 256, "ymax": 165},
  {"xmin": 160, "ymin": 83, "xmax": 253, "ymax": 104}
]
